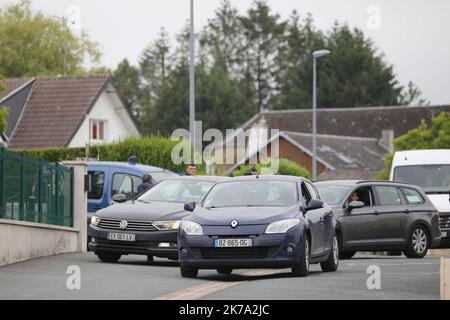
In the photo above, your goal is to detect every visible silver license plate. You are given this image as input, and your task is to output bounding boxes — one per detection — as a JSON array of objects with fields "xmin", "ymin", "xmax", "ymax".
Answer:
[
  {"xmin": 214, "ymin": 238, "xmax": 253, "ymax": 248},
  {"xmin": 107, "ymin": 233, "xmax": 136, "ymax": 242}
]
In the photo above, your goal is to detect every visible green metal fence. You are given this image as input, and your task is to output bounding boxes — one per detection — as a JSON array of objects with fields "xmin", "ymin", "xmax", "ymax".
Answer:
[{"xmin": 0, "ymin": 148, "xmax": 74, "ymax": 227}]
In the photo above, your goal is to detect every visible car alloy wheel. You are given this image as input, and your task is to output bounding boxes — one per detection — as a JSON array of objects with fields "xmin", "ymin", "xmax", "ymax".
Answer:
[
  {"xmin": 332, "ymin": 235, "xmax": 339, "ymax": 265},
  {"xmin": 305, "ymin": 238, "xmax": 310, "ymax": 271},
  {"xmin": 412, "ymin": 228, "xmax": 428, "ymax": 254}
]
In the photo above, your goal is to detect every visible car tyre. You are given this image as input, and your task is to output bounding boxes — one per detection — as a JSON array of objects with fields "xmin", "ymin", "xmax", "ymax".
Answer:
[
  {"xmin": 404, "ymin": 225, "xmax": 429, "ymax": 259},
  {"xmin": 339, "ymin": 251, "xmax": 356, "ymax": 260},
  {"xmin": 321, "ymin": 234, "xmax": 339, "ymax": 272},
  {"xmin": 180, "ymin": 265, "xmax": 198, "ymax": 278},
  {"xmin": 97, "ymin": 252, "xmax": 121, "ymax": 263},
  {"xmin": 217, "ymin": 268, "xmax": 233, "ymax": 275},
  {"xmin": 292, "ymin": 236, "xmax": 309, "ymax": 277}
]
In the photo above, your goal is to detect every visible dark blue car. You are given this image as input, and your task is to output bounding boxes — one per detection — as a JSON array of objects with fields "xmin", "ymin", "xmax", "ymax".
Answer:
[{"xmin": 178, "ymin": 175, "xmax": 339, "ymax": 278}]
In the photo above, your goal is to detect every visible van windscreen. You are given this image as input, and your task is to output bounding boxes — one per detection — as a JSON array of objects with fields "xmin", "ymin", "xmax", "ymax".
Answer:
[{"xmin": 394, "ymin": 165, "xmax": 450, "ymax": 194}]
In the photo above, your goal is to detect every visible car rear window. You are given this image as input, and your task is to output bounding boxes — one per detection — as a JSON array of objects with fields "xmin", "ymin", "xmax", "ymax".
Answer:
[
  {"xmin": 374, "ymin": 186, "xmax": 402, "ymax": 206},
  {"xmin": 401, "ymin": 188, "xmax": 425, "ymax": 205}
]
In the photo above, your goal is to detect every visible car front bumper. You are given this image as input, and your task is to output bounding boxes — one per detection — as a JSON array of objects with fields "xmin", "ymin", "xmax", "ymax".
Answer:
[
  {"xmin": 178, "ymin": 227, "xmax": 304, "ymax": 269},
  {"xmin": 88, "ymin": 224, "xmax": 178, "ymax": 259}
]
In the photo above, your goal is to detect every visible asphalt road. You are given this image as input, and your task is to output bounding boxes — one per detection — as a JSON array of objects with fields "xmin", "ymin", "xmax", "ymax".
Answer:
[{"xmin": 0, "ymin": 252, "xmax": 443, "ymax": 300}]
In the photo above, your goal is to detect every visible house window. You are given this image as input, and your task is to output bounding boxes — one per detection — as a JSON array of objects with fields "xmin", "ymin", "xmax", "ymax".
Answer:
[{"xmin": 90, "ymin": 120, "xmax": 106, "ymax": 142}]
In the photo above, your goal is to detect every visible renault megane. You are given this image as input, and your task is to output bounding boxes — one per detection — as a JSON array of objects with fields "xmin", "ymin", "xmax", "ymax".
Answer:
[{"xmin": 178, "ymin": 175, "xmax": 339, "ymax": 278}]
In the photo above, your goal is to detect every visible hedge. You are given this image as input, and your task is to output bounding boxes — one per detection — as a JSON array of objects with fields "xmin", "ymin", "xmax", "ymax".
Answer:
[
  {"xmin": 13, "ymin": 136, "xmax": 187, "ymax": 172},
  {"xmin": 232, "ymin": 159, "xmax": 311, "ymax": 179}
]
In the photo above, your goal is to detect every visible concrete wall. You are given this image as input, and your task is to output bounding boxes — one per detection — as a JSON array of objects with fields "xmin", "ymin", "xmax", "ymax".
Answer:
[
  {"xmin": 0, "ymin": 220, "xmax": 78, "ymax": 266},
  {"xmin": 0, "ymin": 161, "xmax": 87, "ymax": 266}
]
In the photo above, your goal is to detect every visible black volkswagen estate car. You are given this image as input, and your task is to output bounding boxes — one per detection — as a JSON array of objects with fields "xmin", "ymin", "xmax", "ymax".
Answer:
[
  {"xmin": 314, "ymin": 180, "xmax": 441, "ymax": 259},
  {"xmin": 88, "ymin": 176, "xmax": 228, "ymax": 263}
]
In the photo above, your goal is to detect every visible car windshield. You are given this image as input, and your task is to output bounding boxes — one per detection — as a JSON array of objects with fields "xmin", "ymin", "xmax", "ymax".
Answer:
[
  {"xmin": 315, "ymin": 185, "xmax": 352, "ymax": 205},
  {"xmin": 203, "ymin": 180, "xmax": 298, "ymax": 208},
  {"xmin": 150, "ymin": 171, "xmax": 179, "ymax": 183},
  {"xmin": 394, "ymin": 165, "xmax": 450, "ymax": 194},
  {"xmin": 137, "ymin": 180, "xmax": 214, "ymax": 203}
]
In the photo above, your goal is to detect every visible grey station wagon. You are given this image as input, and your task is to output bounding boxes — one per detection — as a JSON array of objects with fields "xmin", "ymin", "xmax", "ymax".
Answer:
[{"xmin": 314, "ymin": 180, "xmax": 441, "ymax": 259}]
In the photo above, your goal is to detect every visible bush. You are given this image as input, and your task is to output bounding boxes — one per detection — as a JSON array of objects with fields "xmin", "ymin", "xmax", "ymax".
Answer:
[
  {"xmin": 232, "ymin": 159, "xmax": 311, "ymax": 179},
  {"xmin": 13, "ymin": 136, "xmax": 187, "ymax": 172},
  {"xmin": 376, "ymin": 112, "xmax": 450, "ymax": 179}
]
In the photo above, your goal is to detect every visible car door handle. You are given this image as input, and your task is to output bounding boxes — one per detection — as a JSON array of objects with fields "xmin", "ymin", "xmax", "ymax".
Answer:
[
  {"xmin": 404, "ymin": 209, "xmax": 410, "ymax": 214},
  {"xmin": 372, "ymin": 211, "xmax": 380, "ymax": 215}
]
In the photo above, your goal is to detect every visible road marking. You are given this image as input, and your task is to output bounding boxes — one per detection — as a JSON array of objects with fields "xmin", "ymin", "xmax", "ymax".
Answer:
[
  {"xmin": 348, "ymin": 262, "xmax": 438, "ymax": 267},
  {"xmin": 154, "ymin": 269, "xmax": 289, "ymax": 300}
]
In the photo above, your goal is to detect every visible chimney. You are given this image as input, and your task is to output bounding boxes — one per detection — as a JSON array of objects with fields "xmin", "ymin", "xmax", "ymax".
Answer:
[{"xmin": 379, "ymin": 130, "xmax": 394, "ymax": 152}]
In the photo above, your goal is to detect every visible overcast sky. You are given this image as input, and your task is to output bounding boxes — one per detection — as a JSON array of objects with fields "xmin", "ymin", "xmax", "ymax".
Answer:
[{"xmin": 2, "ymin": 0, "xmax": 449, "ymax": 105}]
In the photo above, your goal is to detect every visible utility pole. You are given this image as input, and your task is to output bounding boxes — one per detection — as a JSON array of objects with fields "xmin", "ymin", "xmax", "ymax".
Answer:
[
  {"xmin": 312, "ymin": 50, "xmax": 331, "ymax": 180},
  {"xmin": 189, "ymin": 0, "xmax": 196, "ymax": 144}
]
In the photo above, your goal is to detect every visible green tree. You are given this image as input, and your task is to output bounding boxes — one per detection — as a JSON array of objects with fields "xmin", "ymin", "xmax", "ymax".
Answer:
[
  {"xmin": 271, "ymin": 11, "xmax": 324, "ymax": 110},
  {"xmin": 0, "ymin": 0, "xmax": 101, "ymax": 77},
  {"xmin": 239, "ymin": 0, "xmax": 286, "ymax": 112},
  {"xmin": 140, "ymin": 28, "xmax": 172, "ymax": 93},
  {"xmin": 274, "ymin": 20, "xmax": 407, "ymax": 109},
  {"xmin": 376, "ymin": 112, "xmax": 450, "ymax": 179},
  {"xmin": 0, "ymin": 79, "xmax": 8, "ymax": 134},
  {"xmin": 200, "ymin": 0, "xmax": 245, "ymax": 77},
  {"xmin": 113, "ymin": 59, "xmax": 141, "ymax": 117}
]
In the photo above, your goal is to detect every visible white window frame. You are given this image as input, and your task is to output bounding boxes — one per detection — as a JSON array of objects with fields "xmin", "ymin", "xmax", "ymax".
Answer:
[{"xmin": 89, "ymin": 119, "xmax": 107, "ymax": 143}]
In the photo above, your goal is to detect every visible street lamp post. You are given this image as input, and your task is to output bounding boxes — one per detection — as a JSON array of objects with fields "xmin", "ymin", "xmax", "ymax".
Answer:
[
  {"xmin": 312, "ymin": 50, "xmax": 331, "ymax": 181},
  {"xmin": 189, "ymin": 0, "xmax": 196, "ymax": 145}
]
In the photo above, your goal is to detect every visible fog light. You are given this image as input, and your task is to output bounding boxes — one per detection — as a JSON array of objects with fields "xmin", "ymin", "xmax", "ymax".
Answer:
[
  {"xmin": 171, "ymin": 242, "xmax": 178, "ymax": 248},
  {"xmin": 158, "ymin": 242, "xmax": 171, "ymax": 248},
  {"xmin": 181, "ymin": 248, "xmax": 188, "ymax": 255},
  {"xmin": 285, "ymin": 245, "xmax": 294, "ymax": 254}
]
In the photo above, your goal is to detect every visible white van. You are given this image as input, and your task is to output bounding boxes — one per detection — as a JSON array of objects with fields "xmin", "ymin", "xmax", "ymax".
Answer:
[{"xmin": 390, "ymin": 149, "xmax": 450, "ymax": 248}]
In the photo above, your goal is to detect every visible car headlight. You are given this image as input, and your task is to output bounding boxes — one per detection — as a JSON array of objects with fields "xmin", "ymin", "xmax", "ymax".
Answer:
[
  {"xmin": 153, "ymin": 220, "xmax": 181, "ymax": 231},
  {"xmin": 265, "ymin": 219, "xmax": 300, "ymax": 234},
  {"xmin": 180, "ymin": 221, "xmax": 203, "ymax": 236},
  {"xmin": 91, "ymin": 216, "xmax": 101, "ymax": 226}
]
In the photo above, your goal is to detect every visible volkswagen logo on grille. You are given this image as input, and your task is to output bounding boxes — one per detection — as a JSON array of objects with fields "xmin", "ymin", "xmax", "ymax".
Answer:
[
  {"xmin": 230, "ymin": 220, "xmax": 238, "ymax": 228},
  {"xmin": 119, "ymin": 220, "xmax": 128, "ymax": 230}
]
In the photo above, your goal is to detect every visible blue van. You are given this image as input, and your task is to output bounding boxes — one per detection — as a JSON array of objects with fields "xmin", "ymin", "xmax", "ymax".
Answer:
[{"xmin": 87, "ymin": 161, "xmax": 178, "ymax": 219}]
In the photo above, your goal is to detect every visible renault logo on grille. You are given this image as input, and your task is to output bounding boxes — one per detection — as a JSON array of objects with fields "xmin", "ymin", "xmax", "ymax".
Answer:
[
  {"xmin": 230, "ymin": 220, "xmax": 238, "ymax": 228},
  {"xmin": 119, "ymin": 220, "xmax": 128, "ymax": 230}
]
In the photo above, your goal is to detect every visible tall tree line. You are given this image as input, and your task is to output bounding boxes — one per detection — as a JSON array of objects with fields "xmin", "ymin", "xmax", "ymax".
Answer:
[{"xmin": 113, "ymin": 0, "xmax": 428, "ymax": 136}]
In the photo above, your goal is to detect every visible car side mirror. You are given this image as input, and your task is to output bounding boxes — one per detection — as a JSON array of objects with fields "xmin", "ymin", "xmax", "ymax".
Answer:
[
  {"xmin": 348, "ymin": 201, "xmax": 365, "ymax": 210},
  {"xmin": 307, "ymin": 199, "xmax": 324, "ymax": 211},
  {"xmin": 112, "ymin": 194, "xmax": 127, "ymax": 203},
  {"xmin": 184, "ymin": 201, "xmax": 196, "ymax": 212}
]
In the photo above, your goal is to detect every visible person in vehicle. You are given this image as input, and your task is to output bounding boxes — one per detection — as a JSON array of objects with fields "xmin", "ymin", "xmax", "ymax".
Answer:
[
  {"xmin": 350, "ymin": 192, "xmax": 360, "ymax": 202},
  {"xmin": 137, "ymin": 174, "xmax": 154, "ymax": 194}
]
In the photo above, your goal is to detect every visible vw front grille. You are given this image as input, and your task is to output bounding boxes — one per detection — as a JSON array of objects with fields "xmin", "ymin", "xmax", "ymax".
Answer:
[{"xmin": 98, "ymin": 218, "xmax": 158, "ymax": 231}]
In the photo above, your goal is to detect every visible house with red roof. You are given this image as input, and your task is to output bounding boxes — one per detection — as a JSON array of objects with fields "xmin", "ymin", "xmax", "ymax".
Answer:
[{"xmin": 0, "ymin": 75, "xmax": 140, "ymax": 149}]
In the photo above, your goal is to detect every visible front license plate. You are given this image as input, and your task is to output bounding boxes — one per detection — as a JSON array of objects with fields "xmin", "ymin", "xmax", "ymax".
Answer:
[
  {"xmin": 214, "ymin": 239, "xmax": 253, "ymax": 248},
  {"xmin": 107, "ymin": 233, "xmax": 136, "ymax": 242},
  {"xmin": 442, "ymin": 231, "xmax": 448, "ymax": 238}
]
